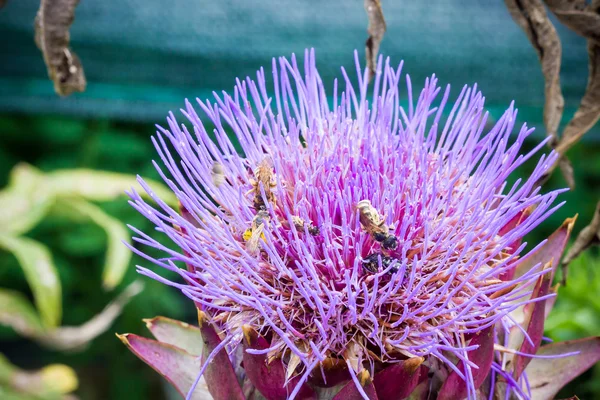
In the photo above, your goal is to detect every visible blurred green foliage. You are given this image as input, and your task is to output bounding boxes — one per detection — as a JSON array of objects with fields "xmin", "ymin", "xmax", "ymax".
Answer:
[
  {"xmin": 0, "ymin": 115, "xmax": 189, "ymax": 399},
  {"xmin": 546, "ymin": 251, "xmax": 600, "ymax": 399},
  {"xmin": 0, "ymin": 112, "xmax": 598, "ymax": 399}
]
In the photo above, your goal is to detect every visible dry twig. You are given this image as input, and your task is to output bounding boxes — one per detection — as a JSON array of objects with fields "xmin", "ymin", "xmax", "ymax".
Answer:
[
  {"xmin": 34, "ymin": 0, "xmax": 86, "ymax": 96},
  {"xmin": 364, "ymin": 0, "xmax": 386, "ymax": 81}
]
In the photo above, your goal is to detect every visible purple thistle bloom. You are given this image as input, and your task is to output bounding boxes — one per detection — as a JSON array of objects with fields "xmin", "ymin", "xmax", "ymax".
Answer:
[{"xmin": 128, "ymin": 50, "xmax": 569, "ymax": 400}]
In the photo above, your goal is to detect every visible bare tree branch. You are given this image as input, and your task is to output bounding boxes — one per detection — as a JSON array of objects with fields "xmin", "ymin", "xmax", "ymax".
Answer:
[
  {"xmin": 35, "ymin": 0, "xmax": 86, "ymax": 96},
  {"xmin": 364, "ymin": 0, "xmax": 386, "ymax": 82}
]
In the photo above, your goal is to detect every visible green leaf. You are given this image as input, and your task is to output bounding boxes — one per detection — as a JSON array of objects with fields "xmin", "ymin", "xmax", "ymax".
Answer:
[
  {"xmin": 143, "ymin": 316, "xmax": 203, "ymax": 356},
  {"xmin": 0, "ymin": 164, "xmax": 54, "ymax": 235},
  {"xmin": 46, "ymin": 169, "xmax": 177, "ymax": 205},
  {"xmin": 57, "ymin": 199, "xmax": 131, "ymax": 290},
  {"xmin": 0, "ymin": 289, "xmax": 45, "ymax": 338},
  {"xmin": 0, "ymin": 236, "xmax": 61, "ymax": 328}
]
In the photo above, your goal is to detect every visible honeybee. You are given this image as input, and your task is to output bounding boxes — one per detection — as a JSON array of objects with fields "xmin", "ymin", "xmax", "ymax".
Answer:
[
  {"xmin": 357, "ymin": 200, "xmax": 387, "ymax": 235},
  {"xmin": 356, "ymin": 200, "xmax": 398, "ymax": 251},
  {"xmin": 249, "ymin": 157, "xmax": 277, "ymax": 210},
  {"xmin": 243, "ymin": 210, "xmax": 270, "ymax": 254},
  {"xmin": 291, "ymin": 215, "xmax": 320, "ymax": 236}
]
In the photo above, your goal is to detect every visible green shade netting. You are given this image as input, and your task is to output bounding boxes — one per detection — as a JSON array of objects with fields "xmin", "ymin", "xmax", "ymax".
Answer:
[{"xmin": 0, "ymin": 0, "xmax": 597, "ymax": 140}]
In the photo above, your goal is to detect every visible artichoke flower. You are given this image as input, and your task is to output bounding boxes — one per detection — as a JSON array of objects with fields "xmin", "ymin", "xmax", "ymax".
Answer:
[{"xmin": 119, "ymin": 51, "xmax": 600, "ymax": 400}]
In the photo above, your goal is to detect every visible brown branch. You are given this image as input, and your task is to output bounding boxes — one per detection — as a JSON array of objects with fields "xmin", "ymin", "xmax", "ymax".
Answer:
[
  {"xmin": 34, "ymin": 0, "xmax": 86, "ymax": 96},
  {"xmin": 364, "ymin": 0, "xmax": 386, "ymax": 82}
]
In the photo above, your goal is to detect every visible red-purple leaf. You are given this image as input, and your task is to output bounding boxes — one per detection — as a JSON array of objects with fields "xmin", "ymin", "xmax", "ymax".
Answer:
[
  {"xmin": 499, "ymin": 207, "xmax": 533, "ymax": 280},
  {"xmin": 309, "ymin": 358, "xmax": 350, "ymax": 388},
  {"xmin": 438, "ymin": 325, "xmax": 495, "ymax": 400},
  {"xmin": 332, "ymin": 372, "xmax": 378, "ymax": 400},
  {"xmin": 514, "ymin": 217, "xmax": 575, "ymax": 281},
  {"xmin": 526, "ymin": 337, "xmax": 600, "ymax": 400},
  {"xmin": 241, "ymin": 325, "xmax": 315, "ymax": 400},
  {"xmin": 117, "ymin": 333, "xmax": 209, "ymax": 400},
  {"xmin": 513, "ymin": 270, "xmax": 552, "ymax": 380},
  {"xmin": 198, "ymin": 311, "xmax": 245, "ymax": 400},
  {"xmin": 373, "ymin": 357, "xmax": 424, "ymax": 400}
]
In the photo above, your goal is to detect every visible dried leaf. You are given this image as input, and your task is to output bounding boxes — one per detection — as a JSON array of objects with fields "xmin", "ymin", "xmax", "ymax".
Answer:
[
  {"xmin": 531, "ymin": 2, "xmax": 600, "ymax": 184},
  {"xmin": 558, "ymin": 157, "xmax": 575, "ymax": 189},
  {"xmin": 555, "ymin": 41, "xmax": 600, "ymax": 154},
  {"xmin": 562, "ymin": 201, "xmax": 600, "ymax": 269},
  {"xmin": 364, "ymin": 0, "xmax": 386, "ymax": 81},
  {"xmin": 505, "ymin": 0, "xmax": 564, "ymax": 142},
  {"xmin": 34, "ymin": 0, "xmax": 86, "ymax": 96},
  {"xmin": 543, "ymin": 0, "xmax": 600, "ymax": 43}
]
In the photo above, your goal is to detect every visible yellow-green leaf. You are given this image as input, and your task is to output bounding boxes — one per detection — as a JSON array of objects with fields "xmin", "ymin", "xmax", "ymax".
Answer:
[
  {"xmin": 0, "ymin": 236, "xmax": 61, "ymax": 328},
  {"xmin": 0, "ymin": 353, "xmax": 78, "ymax": 397},
  {"xmin": 0, "ymin": 289, "xmax": 46, "ymax": 338},
  {"xmin": 47, "ymin": 169, "xmax": 177, "ymax": 205},
  {"xmin": 60, "ymin": 199, "xmax": 131, "ymax": 290},
  {"xmin": 0, "ymin": 163, "xmax": 54, "ymax": 235}
]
